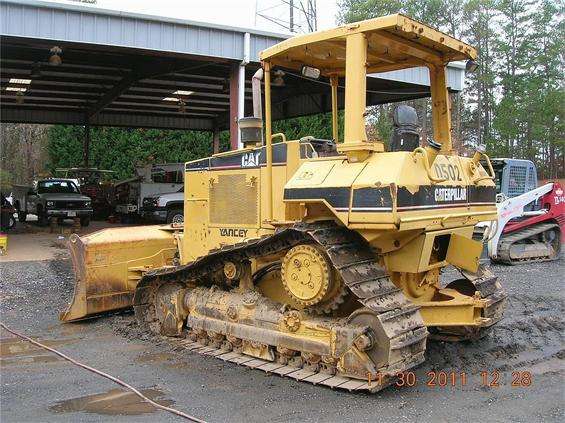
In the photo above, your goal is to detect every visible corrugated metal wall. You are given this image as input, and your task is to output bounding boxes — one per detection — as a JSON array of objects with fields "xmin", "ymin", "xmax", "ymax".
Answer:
[
  {"xmin": 0, "ymin": 0, "xmax": 282, "ymax": 62},
  {"xmin": 373, "ymin": 64, "xmax": 465, "ymax": 91},
  {"xmin": 2, "ymin": 0, "xmax": 467, "ymax": 87}
]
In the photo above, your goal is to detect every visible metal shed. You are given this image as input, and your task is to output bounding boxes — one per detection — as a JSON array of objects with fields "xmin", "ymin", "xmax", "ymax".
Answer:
[{"xmin": 1, "ymin": 0, "xmax": 467, "ymax": 158}]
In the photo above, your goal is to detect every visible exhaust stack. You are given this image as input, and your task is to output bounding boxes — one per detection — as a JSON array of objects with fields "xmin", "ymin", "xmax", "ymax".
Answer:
[
  {"xmin": 251, "ymin": 68, "xmax": 263, "ymax": 120},
  {"xmin": 238, "ymin": 68, "xmax": 265, "ymax": 149}
]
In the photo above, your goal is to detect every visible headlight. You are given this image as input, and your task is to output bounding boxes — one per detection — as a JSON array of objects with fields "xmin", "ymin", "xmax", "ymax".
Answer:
[
  {"xmin": 84, "ymin": 201, "xmax": 91, "ymax": 208},
  {"xmin": 46, "ymin": 201, "xmax": 54, "ymax": 207}
]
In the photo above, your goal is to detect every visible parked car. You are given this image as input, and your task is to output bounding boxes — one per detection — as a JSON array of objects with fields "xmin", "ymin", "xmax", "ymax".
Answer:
[
  {"xmin": 0, "ymin": 193, "xmax": 16, "ymax": 231},
  {"xmin": 56, "ymin": 168, "xmax": 115, "ymax": 218},
  {"xmin": 141, "ymin": 187, "xmax": 184, "ymax": 224},
  {"xmin": 114, "ymin": 163, "xmax": 184, "ymax": 220},
  {"xmin": 13, "ymin": 178, "xmax": 93, "ymax": 227}
]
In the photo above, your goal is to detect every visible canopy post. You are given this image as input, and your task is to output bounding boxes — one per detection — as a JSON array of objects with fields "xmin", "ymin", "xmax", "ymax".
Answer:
[
  {"xmin": 343, "ymin": 33, "xmax": 367, "ymax": 146},
  {"xmin": 337, "ymin": 32, "xmax": 377, "ymax": 162},
  {"xmin": 429, "ymin": 64, "xmax": 452, "ymax": 153},
  {"xmin": 330, "ymin": 75, "xmax": 339, "ymax": 142},
  {"xmin": 264, "ymin": 61, "xmax": 273, "ymax": 222}
]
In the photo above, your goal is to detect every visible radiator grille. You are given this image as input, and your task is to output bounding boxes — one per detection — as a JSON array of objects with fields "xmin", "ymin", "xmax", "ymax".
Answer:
[
  {"xmin": 54, "ymin": 201, "xmax": 86, "ymax": 209},
  {"xmin": 527, "ymin": 166, "xmax": 537, "ymax": 192},
  {"xmin": 209, "ymin": 174, "xmax": 258, "ymax": 225}
]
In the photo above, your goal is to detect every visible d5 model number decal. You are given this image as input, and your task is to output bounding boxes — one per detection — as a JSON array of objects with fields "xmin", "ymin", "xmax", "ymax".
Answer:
[{"xmin": 434, "ymin": 163, "xmax": 462, "ymax": 181}]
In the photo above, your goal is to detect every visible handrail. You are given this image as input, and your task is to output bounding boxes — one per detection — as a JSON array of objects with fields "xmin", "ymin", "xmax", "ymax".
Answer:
[
  {"xmin": 411, "ymin": 147, "xmax": 447, "ymax": 183},
  {"xmin": 401, "ymin": 210, "xmax": 496, "ymax": 224},
  {"xmin": 470, "ymin": 151, "xmax": 495, "ymax": 183},
  {"xmin": 271, "ymin": 133, "xmax": 287, "ymax": 143}
]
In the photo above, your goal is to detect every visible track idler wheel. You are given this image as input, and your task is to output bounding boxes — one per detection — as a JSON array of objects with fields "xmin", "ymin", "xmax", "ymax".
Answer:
[
  {"xmin": 133, "ymin": 279, "xmax": 186, "ymax": 337},
  {"xmin": 346, "ymin": 308, "xmax": 388, "ymax": 371}
]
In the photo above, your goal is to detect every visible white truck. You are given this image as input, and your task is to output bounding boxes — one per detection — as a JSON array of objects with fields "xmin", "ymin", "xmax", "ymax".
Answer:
[
  {"xmin": 113, "ymin": 163, "xmax": 184, "ymax": 220},
  {"xmin": 140, "ymin": 187, "xmax": 184, "ymax": 224}
]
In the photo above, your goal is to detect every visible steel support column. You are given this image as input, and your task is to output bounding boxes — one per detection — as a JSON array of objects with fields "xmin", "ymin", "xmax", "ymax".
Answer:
[
  {"xmin": 229, "ymin": 63, "xmax": 239, "ymax": 150},
  {"xmin": 237, "ymin": 64, "xmax": 246, "ymax": 149},
  {"xmin": 83, "ymin": 122, "xmax": 91, "ymax": 167},
  {"xmin": 213, "ymin": 126, "xmax": 220, "ymax": 154},
  {"xmin": 237, "ymin": 32, "xmax": 250, "ymax": 150}
]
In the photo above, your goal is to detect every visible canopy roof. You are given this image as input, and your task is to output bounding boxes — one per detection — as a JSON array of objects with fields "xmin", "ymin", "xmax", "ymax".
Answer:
[{"xmin": 261, "ymin": 14, "xmax": 477, "ymax": 76}]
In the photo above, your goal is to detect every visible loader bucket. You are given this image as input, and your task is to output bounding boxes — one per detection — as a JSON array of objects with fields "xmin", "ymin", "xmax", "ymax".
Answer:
[{"xmin": 60, "ymin": 225, "xmax": 177, "ymax": 322}]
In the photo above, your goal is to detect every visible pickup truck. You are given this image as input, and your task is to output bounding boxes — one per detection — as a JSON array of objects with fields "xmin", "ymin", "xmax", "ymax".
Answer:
[
  {"xmin": 114, "ymin": 163, "xmax": 184, "ymax": 220},
  {"xmin": 140, "ymin": 187, "xmax": 184, "ymax": 224},
  {"xmin": 13, "ymin": 178, "xmax": 93, "ymax": 226}
]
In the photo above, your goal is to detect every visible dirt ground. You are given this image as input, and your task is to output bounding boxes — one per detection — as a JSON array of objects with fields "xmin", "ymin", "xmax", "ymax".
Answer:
[
  {"xmin": 0, "ymin": 219, "xmax": 129, "ymax": 263},
  {"xmin": 0, "ymin": 226, "xmax": 563, "ymax": 422}
]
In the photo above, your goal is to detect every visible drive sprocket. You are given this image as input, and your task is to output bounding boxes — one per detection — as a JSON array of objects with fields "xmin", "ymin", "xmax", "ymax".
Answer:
[{"xmin": 281, "ymin": 244, "xmax": 333, "ymax": 307}]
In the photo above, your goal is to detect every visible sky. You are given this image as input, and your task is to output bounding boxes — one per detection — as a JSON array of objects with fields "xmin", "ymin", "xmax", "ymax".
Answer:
[{"xmin": 53, "ymin": 0, "xmax": 341, "ymax": 33}]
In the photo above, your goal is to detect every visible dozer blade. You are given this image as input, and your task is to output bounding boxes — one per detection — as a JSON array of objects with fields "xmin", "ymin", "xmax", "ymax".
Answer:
[{"xmin": 60, "ymin": 225, "xmax": 178, "ymax": 322}]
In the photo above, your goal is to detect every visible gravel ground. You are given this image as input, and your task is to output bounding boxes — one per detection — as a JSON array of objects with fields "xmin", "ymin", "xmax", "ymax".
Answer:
[{"xmin": 1, "ymin": 253, "xmax": 563, "ymax": 423}]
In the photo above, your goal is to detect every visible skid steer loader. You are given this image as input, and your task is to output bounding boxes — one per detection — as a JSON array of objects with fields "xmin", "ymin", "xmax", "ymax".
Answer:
[
  {"xmin": 61, "ymin": 14, "xmax": 506, "ymax": 392},
  {"xmin": 475, "ymin": 158, "xmax": 564, "ymax": 263}
]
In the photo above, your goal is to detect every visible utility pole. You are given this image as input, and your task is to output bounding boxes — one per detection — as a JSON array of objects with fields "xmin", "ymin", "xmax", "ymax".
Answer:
[
  {"xmin": 290, "ymin": 0, "xmax": 294, "ymax": 33},
  {"xmin": 255, "ymin": 0, "xmax": 317, "ymax": 33}
]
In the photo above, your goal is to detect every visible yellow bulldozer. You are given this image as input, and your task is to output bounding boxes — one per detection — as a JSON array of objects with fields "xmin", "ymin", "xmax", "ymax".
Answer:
[{"xmin": 61, "ymin": 14, "xmax": 506, "ymax": 392}]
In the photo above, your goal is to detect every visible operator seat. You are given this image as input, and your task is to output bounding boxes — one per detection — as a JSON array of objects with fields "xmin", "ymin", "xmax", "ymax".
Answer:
[{"xmin": 389, "ymin": 105, "xmax": 421, "ymax": 152}]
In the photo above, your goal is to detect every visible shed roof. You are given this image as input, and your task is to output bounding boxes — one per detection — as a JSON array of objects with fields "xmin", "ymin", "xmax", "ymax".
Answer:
[{"xmin": 0, "ymin": 1, "xmax": 470, "ymax": 131}]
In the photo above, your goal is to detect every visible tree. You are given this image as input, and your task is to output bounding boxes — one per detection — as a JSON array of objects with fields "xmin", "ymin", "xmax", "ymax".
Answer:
[
  {"xmin": 338, "ymin": 0, "xmax": 458, "ymax": 146},
  {"xmin": 462, "ymin": 0, "xmax": 497, "ymax": 150},
  {"xmin": 337, "ymin": 0, "xmax": 564, "ymax": 177},
  {"xmin": 525, "ymin": 0, "xmax": 564, "ymax": 178},
  {"xmin": 0, "ymin": 123, "xmax": 50, "ymax": 185},
  {"xmin": 46, "ymin": 126, "xmax": 231, "ymax": 181}
]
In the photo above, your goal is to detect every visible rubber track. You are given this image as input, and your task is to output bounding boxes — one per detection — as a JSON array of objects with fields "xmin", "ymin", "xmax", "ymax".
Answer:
[
  {"xmin": 497, "ymin": 222, "xmax": 561, "ymax": 264},
  {"xmin": 133, "ymin": 222, "xmax": 428, "ymax": 393}
]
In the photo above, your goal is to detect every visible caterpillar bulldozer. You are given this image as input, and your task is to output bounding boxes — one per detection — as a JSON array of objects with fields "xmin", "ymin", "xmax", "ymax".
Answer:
[{"xmin": 61, "ymin": 14, "xmax": 506, "ymax": 392}]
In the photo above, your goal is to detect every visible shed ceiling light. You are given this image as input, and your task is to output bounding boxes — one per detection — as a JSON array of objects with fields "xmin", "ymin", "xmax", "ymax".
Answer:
[
  {"xmin": 49, "ymin": 46, "xmax": 63, "ymax": 66},
  {"xmin": 163, "ymin": 91, "xmax": 193, "ymax": 102},
  {"xmin": 6, "ymin": 86, "xmax": 27, "ymax": 92},
  {"xmin": 9, "ymin": 78, "xmax": 31, "ymax": 85}
]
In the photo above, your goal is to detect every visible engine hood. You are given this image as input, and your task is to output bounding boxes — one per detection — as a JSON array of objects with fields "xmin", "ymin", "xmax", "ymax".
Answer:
[{"xmin": 40, "ymin": 193, "xmax": 91, "ymax": 202}]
